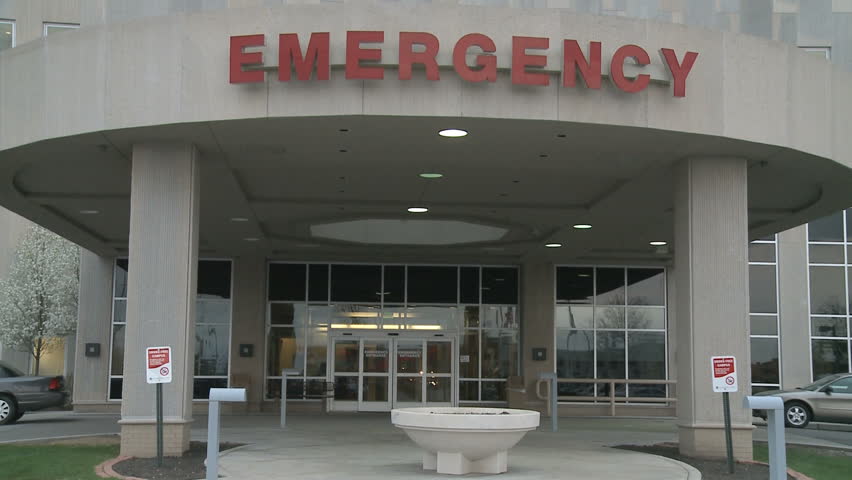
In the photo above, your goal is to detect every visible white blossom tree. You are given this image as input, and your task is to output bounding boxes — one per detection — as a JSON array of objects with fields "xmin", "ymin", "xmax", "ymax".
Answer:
[{"xmin": 0, "ymin": 225, "xmax": 79, "ymax": 375}]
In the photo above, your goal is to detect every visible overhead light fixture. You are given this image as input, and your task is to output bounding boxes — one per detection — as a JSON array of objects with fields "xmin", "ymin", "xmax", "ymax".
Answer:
[
  {"xmin": 438, "ymin": 128, "xmax": 468, "ymax": 138},
  {"xmin": 79, "ymin": 209, "xmax": 99, "ymax": 215},
  {"xmin": 419, "ymin": 173, "xmax": 443, "ymax": 179},
  {"xmin": 573, "ymin": 224, "xmax": 592, "ymax": 230},
  {"xmin": 545, "ymin": 243, "xmax": 562, "ymax": 248},
  {"xmin": 407, "ymin": 207, "xmax": 428, "ymax": 213},
  {"xmin": 244, "ymin": 237, "xmax": 260, "ymax": 242},
  {"xmin": 649, "ymin": 241, "xmax": 668, "ymax": 246},
  {"xmin": 230, "ymin": 217, "xmax": 249, "ymax": 222},
  {"xmin": 578, "ymin": 273, "xmax": 591, "ymax": 278}
]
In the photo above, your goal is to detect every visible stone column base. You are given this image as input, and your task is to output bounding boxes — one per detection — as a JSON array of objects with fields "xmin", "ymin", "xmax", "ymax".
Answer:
[
  {"xmin": 678, "ymin": 424, "xmax": 753, "ymax": 461},
  {"xmin": 119, "ymin": 420, "xmax": 192, "ymax": 457}
]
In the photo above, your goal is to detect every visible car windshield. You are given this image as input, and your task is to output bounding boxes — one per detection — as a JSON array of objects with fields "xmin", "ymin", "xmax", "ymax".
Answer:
[
  {"xmin": 800, "ymin": 374, "xmax": 844, "ymax": 391},
  {"xmin": 0, "ymin": 361, "xmax": 24, "ymax": 377}
]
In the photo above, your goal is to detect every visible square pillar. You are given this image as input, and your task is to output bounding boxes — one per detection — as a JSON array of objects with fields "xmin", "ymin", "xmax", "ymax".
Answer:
[
  {"xmin": 520, "ymin": 262, "xmax": 555, "ymax": 411},
  {"xmin": 72, "ymin": 250, "xmax": 114, "ymax": 407},
  {"xmin": 674, "ymin": 157, "xmax": 753, "ymax": 460},
  {"xmin": 119, "ymin": 143, "xmax": 200, "ymax": 457}
]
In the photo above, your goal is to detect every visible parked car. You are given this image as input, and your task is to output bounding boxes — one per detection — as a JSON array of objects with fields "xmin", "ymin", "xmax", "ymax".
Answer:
[
  {"xmin": 0, "ymin": 361, "xmax": 68, "ymax": 425},
  {"xmin": 755, "ymin": 373, "xmax": 852, "ymax": 428}
]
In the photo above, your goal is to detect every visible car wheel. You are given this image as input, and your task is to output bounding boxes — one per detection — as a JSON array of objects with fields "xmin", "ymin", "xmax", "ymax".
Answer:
[
  {"xmin": 784, "ymin": 402, "xmax": 811, "ymax": 428},
  {"xmin": 0, "ymin": 395, "xmax": 17, "ymax": 426}
]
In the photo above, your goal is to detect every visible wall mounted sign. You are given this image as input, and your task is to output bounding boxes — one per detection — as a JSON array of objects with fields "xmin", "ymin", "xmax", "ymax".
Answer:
[
  {"xmin": 146, "ymin": 346, "xmax": 172, "ymax": 384},
  {"xmin": 711, "ymin": 355, "xmax": 738, "ymax": 393},
  {"xmin": 230, "ymin": 31, "xmax": 698, "ymax": 97}
]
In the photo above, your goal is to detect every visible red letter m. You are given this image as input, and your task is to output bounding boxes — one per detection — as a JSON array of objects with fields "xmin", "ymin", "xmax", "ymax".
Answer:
[{"xmin": 279, "ymin": 33, "xmax": 330, "ymax": 81}]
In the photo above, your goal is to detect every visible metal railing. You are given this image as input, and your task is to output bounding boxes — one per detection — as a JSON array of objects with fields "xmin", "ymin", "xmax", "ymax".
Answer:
[{"xmin": 535, "ymin": 377, "xmax": 677, "ymax": 417}]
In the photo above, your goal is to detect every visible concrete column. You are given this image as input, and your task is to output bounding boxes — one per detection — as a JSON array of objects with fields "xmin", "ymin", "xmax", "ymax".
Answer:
[
  {"xmin": 119, "ymin": 143, "xmax": 200, "ymax": 457},
  {"xmin": 229, "ymin": 255, "xmax": 266, "ymax": 412},
  {"xmin": 520, "ymin": 262, "xmax": 554, "ymax": 411},
  {"xmin": 777, "ymin": 225, "xmax": 811, "ymax": 388},
  {"xmin": 72, "ymin": 250, "xmax": 113, "ymax": 407},
  {"xmin": 674, "ymin": 157, "xmax": 752, "ymax": 460}
]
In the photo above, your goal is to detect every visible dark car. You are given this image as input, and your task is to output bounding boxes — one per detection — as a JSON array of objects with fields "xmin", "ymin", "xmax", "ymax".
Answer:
[
  {"xmin": 0, "ymin": 361, "xmax": 68, "ymax": 425},
  {"xmin": 755, "ymin": 373, "xmax": 852, "ymax": 428}
]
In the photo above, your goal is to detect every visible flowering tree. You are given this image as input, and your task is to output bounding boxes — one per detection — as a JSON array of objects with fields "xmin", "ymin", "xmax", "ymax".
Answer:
[{"xmin": 0, "ymin": 225, "xmax": 79, "ymax": 375}]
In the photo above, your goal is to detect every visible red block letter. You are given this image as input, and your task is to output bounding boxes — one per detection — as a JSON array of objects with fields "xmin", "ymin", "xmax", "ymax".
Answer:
[
  {"xmin": 346, "ymin": 31, "xmax": 384, "ymax": 80},
  {"xmin": 399, "ymin": 32, "xmax": 440, "ymax": 81},
  {"xmin": 610, "ymin": 44, "xmax": 650, "ymax": 93},
  {"xmin": 512, "ymin": 36, "xmax": 549, "ymax": 86},
  {"xmin": 229, "ymin": 34, "xmax": 265, "ymax": 84},
  {"xmin": 452, "ymin": 33, "xmax": 497, "ymax": 83},
  {"xmin": 563, "ymin": 40, "xmax": 601, "ymax": 89},
  {"xmin": 279, "ymin": 32, "xmax": 330, "ymax": 81},
  {"xmin": 660, "ymin": 48, "xmax": 698, "ymax": 97}
]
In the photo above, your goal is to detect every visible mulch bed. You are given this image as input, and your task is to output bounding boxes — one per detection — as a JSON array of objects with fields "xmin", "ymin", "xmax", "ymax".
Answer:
[
  {"xmin": 615, "ymin": 443, "xmax": 796, "ymax": 480},
  {"xmin": 111, "ymin": 442, "xmax": 242, "ymax": 480}
]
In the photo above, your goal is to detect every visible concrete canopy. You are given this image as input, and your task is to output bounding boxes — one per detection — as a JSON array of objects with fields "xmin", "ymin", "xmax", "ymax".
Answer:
[{"xmin": 0, "ymin": 3, "xmax": 851, "ymax": 262}]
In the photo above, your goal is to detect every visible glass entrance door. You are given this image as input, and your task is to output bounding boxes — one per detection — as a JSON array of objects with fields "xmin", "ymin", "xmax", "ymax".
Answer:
[
  {"xmin": 359, "ymin": 339, "xmax": 391, "ymax": 411},
  {"xmin": 394, "ymin": 339, "xmax": 454, "ymax": 408}
]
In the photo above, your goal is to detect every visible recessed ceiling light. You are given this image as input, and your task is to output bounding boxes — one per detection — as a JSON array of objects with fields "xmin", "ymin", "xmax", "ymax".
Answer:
[
  {"xmin": 339, "ymin": 149, "xmax": 348, "ymax": 153},
  {"xmin": 545, "ymin": 243, "xmax": 563, "ymax": 248},
  {"xmin": 539, "ymin": 154, "xmax": 549, "ymax": 158},
  {"xmin": 407, "ymin": 207, "xmax": 428, "ymax": 213},
  {"xmin": 230, "ymin": 217, "xmax": 249, "ymax": 222},
  {"xmin": 650, "ymin": 241, "xmax": 668, "ymax": 246},
  {"xmin": 79, "ymin": 209, "xmax": 99, "ymax": 215},
  {"xmin": 438, "ymin": 128, "xmax": 468, "ymax": 138},
  {"xmin": 557, "ymin": 134, "xmax": 567, "ymax": 138},
  {"xmin": 244, "ymin": 237, "xmax": 260, "ymax": 242},
  {"xmin": 573, "ymin": 224, "xmax": 592, "ymax": 229},
  {"xmin": 419, "ymin": 173, "xmax": 443, "ymax": 179},
  {"xmin": 339, "ymin": 128, "xmax": 349, "ymax": 132}
]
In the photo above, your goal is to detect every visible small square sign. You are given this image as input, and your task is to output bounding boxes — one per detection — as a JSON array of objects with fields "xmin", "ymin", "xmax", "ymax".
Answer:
[
  {"xmin": 146, "ymin": 346, "xmax": 172, "ymax": 384},
  {"xmin": 711, "ymin": 355, "xmax": 737, "ymax": 393}
]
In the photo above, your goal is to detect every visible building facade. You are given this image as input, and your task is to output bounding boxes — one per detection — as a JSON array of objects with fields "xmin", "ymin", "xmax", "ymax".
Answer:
[{"xmin": 1, "ymin": 0, "xmax": 852, "ymax": 461}]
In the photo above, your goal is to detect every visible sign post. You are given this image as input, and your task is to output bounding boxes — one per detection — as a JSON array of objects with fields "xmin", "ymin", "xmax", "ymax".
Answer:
[
  {"xmin": 147, "ymin": 346, "xmax": 173, "ymax": 467},
  {"xmin": 711, "ymin": 355, "xmax": 738, "ymax": 474}
]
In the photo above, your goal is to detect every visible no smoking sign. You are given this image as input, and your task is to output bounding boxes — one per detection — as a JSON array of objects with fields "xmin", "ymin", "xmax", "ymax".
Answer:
[
  {"xmin": 711, "ymin": 356, "xmax": 738, "ymax": 393},
  {"xmin": 146, "ymin": 346, "xmax": 173, "ymax": 384}
]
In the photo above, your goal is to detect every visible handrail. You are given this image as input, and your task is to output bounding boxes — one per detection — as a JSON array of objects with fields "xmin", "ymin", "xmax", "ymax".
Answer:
[{"xmin": 535, "ymin": 377, "xmax": 677, "ymax": 417}]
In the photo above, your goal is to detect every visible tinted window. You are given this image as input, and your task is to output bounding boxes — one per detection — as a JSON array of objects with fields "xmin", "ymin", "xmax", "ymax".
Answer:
[
  {"xmin": 114, "ymin": 258, "xmax": 129, "ymax": 298},
  {"xmin": 330, "ymin": 265, "xmax": 381, "ymax": 302},
  {"xmin": 407, "ymin": 266, "xmax": 457, "ymax": 303},
  {"xmin": 556, "ymin": 267, "xmax": 593, "ymax": 304},
  {"xmin": 809, "ymin": 212, "xmax": 844, "ymax": 242},
  {"xmin": 749, "ymin": 264, "xmax": 777, "ymax": 313},
  {"xmin": 626, "ymin": 268, "xmax": 664, "ymax": 306},
  {"xmin": 269, "ymin": 264, "xmax": 306, "ymax": 301},
  {"xmin": 308, "ymin": 264, "xmax": 329, "ymax": 302},
  {"xmin": 383, "ymin": 266, "xmax": 405, "ymax": 303},
  {"xmin": 595, "ymin": 268, "xmax": 625, "ymax": 305},
  {"xmin": 197, "ymin": 260, "xmax": 231, "ymax": 299},
  {"xmin": 459, "ymin": 267, "xmax": 479, "ymax": 304},
  {"xmin": 829, "ymin": 377, "xmax": 852, "ymax": 392},
  {"xmin": 482, "ymin": 267, "xmax": 518, "ymax": 304}
]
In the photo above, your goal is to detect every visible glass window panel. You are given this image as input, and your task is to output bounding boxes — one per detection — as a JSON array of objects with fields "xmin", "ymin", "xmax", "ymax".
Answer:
[
  {"xmin": 267, "ymin": 327, "xmax": 298, "ymax": 375},
  {"xmin": 751, "ymin": 337, "xmax": 780, "ymax": 384},
  {"xmin": 383, "ymin": 265, "xmax": 405, "ymax": 303},
  {"xmin": 309, "ymin": 305, "xmax": 331, "ymax": 326},
  {"xmin": 595, "ymin": 268, "xmax": 625, "ymax": 305},
  {"xmin": 595, "ymin": 306, "xmax": 625, "ymax": 329},
  {"xmin": 380, "ymin": 305, "xmax": 405, "ymax": 329},
  {"xmin": 308, "ymin": 264, "xmax": 329, "ymax": 302},
  {"xmin": 627, "ymin": 332, "xmax": 665, "ymax": 380},
  {"xmin": 195, "ymin": 324, "xmax": 230, "ymax": 376},
  {"xmin": 627, "ymin": 383, "xmax": 666, "ymax": 398},
  {"xmin": 111, "ymin": 325, "xmax": 125, "ymax": 375},
  {"xmin": 266, "ymin": 379, "xmax": 282, "ymax": 399},
  {"xmin": 270, "ymin": 303, "xmax": 307, "ymax": 326},
  {"xmin": 482, "ymin": 330, "xmax": 518, "ymax": 378},
  {"xmin": 427, "ymin": 377, "xmax": 452, "ymax": 403},
  {"xmin": 459, "ymin": 330, "xmax": 479, "ymax": 378},
  {"xmin": 197, "ymin": 300, "xmax": 231, "ymax": 325},
  {"xmin": 405, "ymin": 306, "xmax": 457, "ymax": 330},
  {"xmin": 809, "ymin": 267, "xmax": 847, "ymax": 315},
  {"xmin": 750, "ymin": 315, "xmax": 778, "ymax": 336},
  {"xmin": 407, "ymin": 266, "xmax": 457, "ymax": 303},
  {"xmin": 460, "ymin": 267, "xmax": 479, "ymax": 304},
  {"xmin": 626, "ymin": 269, "xmax": 665, "ymax": 306},
  {"xmin": 427, "ymin": 341, "xmax": 452, "ymax": 374},
  {"xmin": 44, "ymin": 23, "xmax": 79, "ymax": 35},
  {"xmin": 627, "ymin": 307, "xmax": 665, "ymax": 330},
  {"xmin": 331, "ymin": 264, "xmax": 381, "ymax": 302},
  {"xmin": 557, "ymin": 382, "xmax": 595, "ymax": 398},
  {"xmin": 811, "ymin": 317, "xmax": 847, "ymax": 337},
  {"xmin": 0, "ymin": 22, "xmax": 13, "ymax": 51},
  {"xmin": 396, "ymin": 377, "xmax": 422, "ymax": 402},
  {"xmin": 334, "ymin": 376, "xmax": 358, "ymax": 401},
  {"xmin": 482, "ymin": 267, "xmax": 518, "ymax": 304},
  {"xmin": 268, "ymin": 264, "xmax": 306, "ymax": 301},
  {"xmin": 809, "ymin": 244, "xmax": 845, "ymax": 264},
  {"xmin": 482, "ymin": 305, "xmax": 518, "ymax": 329},
  {"xmin": 847, "ymin": 209, "xmax": 852, "ymax": 241},
  {"xmin": 596, "ymin": 331, "xmax": 626, "ymax": 379},
  {"xmin": 362, "ymin": 341, "xmax": 389, "ymax": 373},
  {"xmin": 556, "ymin": 267, "xmax": 594, "ymax": 304},
  {"xmin": 556, "ymin": 305, "xmax": 593, "ymax": 329},
  {"xmin": 193, "ymin": 378, "xmax": 228, "ymax": 400},
  {"xmin": 109, "ymin": 378, "xmax": 123, "ymax": 400},
  {"xmin": 597, "ymin": 382, "xmax": 626, "ymax": 398},
  {"xmin": 332, "ymin": 340, "xmax": 358, "ymax": 373},
  {"xmin": 459, "ymin": 381, "xmax": 479, "ymax": 401},
  {"xmin": 481, "ymin": 381, "xmax": 507, "ymax": 402},
  {"xmin": 808, "ymin": 212, "xmax": 845, "ymax": 242},
  {"xmin": 749, "ymin": 264, "xmax": 778, "ymax": 314},
  {"xmin": 114, "ymin": 259, "xmax": 129, "ymax": 297},
  {"xmin": 306, "ymin": 327, "xmax": 327, "ymax": 376},
  {"xmin": 397, "ymin": 341, "xmax": 423, "ymax": 373},
  {"xmin": 556, "ymin": 329, "xmax": 594, "ymax": 379},
  {"xmin": 811, "ymin": 339, "xmax": 849, "ymax": 380},
  {"xmin": 362, "ymin": 377, "xmax": 388, "ymax": 402},
  {"xmin": 285, "ymin": 378, "xmax": 305, "ymax": 399},
  {"xmin": 197, "ymin": 260, "xmax": 231, "ymax": 299},
  {"xmin": 751, "ymin": 385, "xmax": 779, "ymax": 394},
  {"xmin": 113, "ymin": 299, "xmax": 127, "ymax": 324},
  {"xmin": 331, "ymin": 304, "xmax": 380, "ymax": 327},
  {"xmin": 748, "ymin": 243, "xmax": 776, "ymax": 263},
  {"xmin": 306, "ymin": 379, "xmax": 328, "ymax": 397},
  {"xmin": 463, "ymin": 306, "xmax": 480, "ymax": 327},
  {"xmin": 829, "ymin": 377, "xmax": 852, "ymax": 392}
]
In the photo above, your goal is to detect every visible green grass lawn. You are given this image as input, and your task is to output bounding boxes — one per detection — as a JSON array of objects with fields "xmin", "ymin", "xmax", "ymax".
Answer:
[
  {"xmin": 754, "ymin": 443, "xmax": 852, "ymax": 480},
  {"xmin": 0, "ymin": 444, "xmax": 119, "ymax": 480}
]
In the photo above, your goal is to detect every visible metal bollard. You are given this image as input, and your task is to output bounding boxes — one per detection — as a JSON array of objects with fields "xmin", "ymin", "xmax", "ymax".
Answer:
[
  {"xmin": 743, "ymin": 395, "xmax": 787, "ymax": 480},
  {"xmin": 280, "ymin": 368, "xmax": 301, "ymax": 428},
  {"xmin": 538, "ymin": 372, "xmax": 558, "ymax": 432},
  {"xmin": 206, "ymin": 388, "xmax": 246, "ymax": 480}
]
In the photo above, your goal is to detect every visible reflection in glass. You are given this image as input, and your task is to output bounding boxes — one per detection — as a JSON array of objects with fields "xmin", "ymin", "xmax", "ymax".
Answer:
[
  {"xmin": 270, "ymin": 302, "xmax": 307, "ymax": 326},
  {"xmin": 114, "ymin": 259, "xmax": 129, "ymax": 297},
  {"xmin": 407, "ymin": 266, "xmax": 458, "ymax": 303},
  {"xmin": 460, "ymin": 380, "xmax": 478, "ymax": 401},
  {"xmin": 405, "ymin": 306, "xmax": 456, "ymax": 330},
  {"xmin": 809, "ymin": 267, "xmax": 847, "ymax": 315},
  {"xmin": 397, "ymin": 377, "xmax": 422, "ymax": 402},
  {"xmin": 363, "ymin": 341, "xmax": 389, "ymax": 373},
  {"xmin": 811, "ymin": 339, "xmax": 850, "ymax": 380},
  {"xmin": 268, "ymin": 264, "xmax": 307, "ymax": 301},
  {"xmin": 0, "ymin": 23, "xmax": 13, "ymax": 51},
  {"xmin": 750, "ymin": 315, "xmax": 778, "ymax": 336},
  {"xmin": 306, "ymin": 327, "xmax": 327, "ymax": 376},
  {"xmin": 362, "ymin": 377, "xmax": 388, "ymax": 402},
  {"xmin": 197, "ymin": 300, "xmax": 232, "ymax": 324},
  {"xmin": 627, "ymin": 332, "xmax": 665, "ymax": 380},
  {"xmin": 427, "ymin": 341, "xmax": 452, "ymax": 374},
  {"xmin": 463, "ymin": 306, "xmax": 480, "ymax": 327},
  {"xmin": 111, "ymin": 325, "xmax": 125, "ymax": 375},
  {"xmin": 333, "ymin": 340, "xmax": 359, "ymax": 373},
  {"xmin": 331, "ymin": 304, "xmax": 380, "ymax": 327},
  {"xmin": 308, "ymin": 264, "xmax": 329, "ymax": 302},
  {"xmin": 627, "ymin": 308, "xmax": 665, "ymax": 330},
  {"xmin": 285, "ymin": 378, "xmax": 304, "ymax": 399},
  {"xmin": 556, "ymin": 267, "xmax": 594, "ymax": 303},
  {"xmin": 460, "ymin": 267, "xmax": 479, "ymax": 304},
  {"xmin": 383, "ymin": 265, "xmax": 405, "ymax": 303},
  {"xmin": 556, "ymin": 305, "xmax": 593, "ymax": 329},
  {"xmin": 460, "ymin": 331, "xmax": 479, "ymax": 378},
  {"xmin": 427, "ymin": 377, "xmax": 451, "ymax": 402},
  {"xmin": 113, "ymin": 299, "xmax": 127, "ymax": 324},
  {"xmin": 331, "ymin": 264, "xmax": 382, "ymax": 302},
  {"xmin": 193, "ymin": 378, "xmax": 227, "ymax": 400},
  {"xmin": 482, "ymin": 305, "xmax": 518, "ymax": 329},
  {"xmin": 751, "ymin": 337, "xmax": 780, "ymax": 384},
  {"xmin": 197, "ymin": 260, "xmax": 232, "ymax": 299},
  {"xmin": 482, "ymin": 330, "xmax": 518, "ymax": 378},
  {"xmin": 627, "ymin": 383, "xmax": 666, "ymax": 398},
  {"xmin": 748, "ymin": 242, "xmax": 776, "ymax": 263},
  {"xmin": 595, "ymin": 268, "xmax": 625, "ymax": 305},
  {"xmin": 596, "ymin": 331, "xmax": 625, "ymax": 379},
  {"xmin": 808, "ymin": 212, "xmax": 844, "ymax": 242},
  {"xmin": 557, "ymin": 330, "xmax": 593, "ymax": 380},
  {"xmin": 195, "ymin": 324, "xmax": 230, "ymax": 376},
  {"xmin": 267, "ymin": 327, "xmax": 301, "ymax": 376},
  {"xmin": 482, "ymin": 267, "xmax": 518, "ymax": 304},
  {"xmin": 811, "ymin": 317, "xmax": 847, "ymax": 337},
  {"xmin": 397, "ymin": 342, "xmax": 423, "ymax": 373},
  {"xmin": 109, "ymin": 378, "xmax": 123, "ymax": 400},
  {"xmin": 626, "ymin": 269, "xmax": 665, "ymax": 306},
  {"xmin": 334, "ymin": 376, "xmax": 358, "ymax": 401},
  {"xmin": 809, "ymin": 245, "xmax": 845, "ymax": 264},
  {"xmin": 749, "ymin": 265, "xmax": 777, "ymax": 314},
  {"xmin": 481, "ymin": 381, "xmax": 506, "ymax": 402},
  {"xmin": 595, "ymin": 306, "xmax": 625, "ymax": 329}
]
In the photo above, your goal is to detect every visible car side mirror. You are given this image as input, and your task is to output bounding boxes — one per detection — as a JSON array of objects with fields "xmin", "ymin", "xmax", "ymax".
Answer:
[{"xmin": 824, "ymin": 386, "xmax": 834, "ymax": 395}]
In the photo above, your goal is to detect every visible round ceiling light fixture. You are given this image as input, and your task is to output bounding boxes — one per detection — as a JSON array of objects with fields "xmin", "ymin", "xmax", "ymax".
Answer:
[
  {"xmin": 545, "ymin": 243, "xmax": 563, "ymax": 248},
  {"xmin": 244, "ymin": 237, "xmax": 260, "ymax": 242},
  {"xmin": 573, "ymin": 224, "xmax": 593, "ymax": 229},
  {"xmin": 407, "ymin": 207, "xmax": 429, "ymax": 213},
  {"xmin": 438, "ymin": 128, "xmax": 468, "ymax": 138},
  {"xmin": 419, "ymin": 173, "xmax": 444, "ymax": 179},
  {"xmin": 650, "ymin": 241, "xmax": 668, "ymax": 246},
  {"xmin": 79, "ymin": 209, "xmax": 99, "ymax": 215},
  {"xmin": 230, "ymin": 217, "xmax": 249, "ymax": 222}
]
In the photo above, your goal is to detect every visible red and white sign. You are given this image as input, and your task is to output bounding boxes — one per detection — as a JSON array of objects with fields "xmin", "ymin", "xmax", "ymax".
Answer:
[
  {"xmin": 146, "ymin": 346, "xmax": 173, "ymax": 384},
  {"xmin": 711, "ymin": 356, "xmax": 738, "ymax": 393}
]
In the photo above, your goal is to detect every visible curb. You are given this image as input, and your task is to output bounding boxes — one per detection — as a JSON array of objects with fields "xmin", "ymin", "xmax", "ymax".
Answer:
[
  {"xmin": 94, "ymin": 455, "xmax": 146, "ymax": 480},
  {"xmin": 738, "ymin": 460, "xmax": 814, "ymax": 480}
]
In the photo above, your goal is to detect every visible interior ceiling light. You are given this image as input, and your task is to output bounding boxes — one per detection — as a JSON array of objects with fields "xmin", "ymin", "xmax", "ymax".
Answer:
[
  {"xmin": 545, "ymin": 243, "xmax": 563, "ymax": 248},
  {"xmin": 573, "ymin": 224, "xmax": 593, "ymax": 229},
  {"xmin": 438, "ymin": 128, "xmax": 468, "ymax": 138},
  {"xmin": 419, "ymin": 173, "xmax": 444, "ymax": 179},
  {"xmin": 230, "ymin": 217, "xmax": 249, "ymax": 222},
  {"xmin": 407, "ymin": 207, "xmax": 429, "ymax": 213},
  {"xmin": 244, "ymin": 237, "xmax": 260, "ymax": 242},
  {"xmin": 79, "ymin": 209, "xmax": 99, "ymax": 215},
  {"xmin": 650, "ymin": 241, "xmax": 668, "ymax": 246}
]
